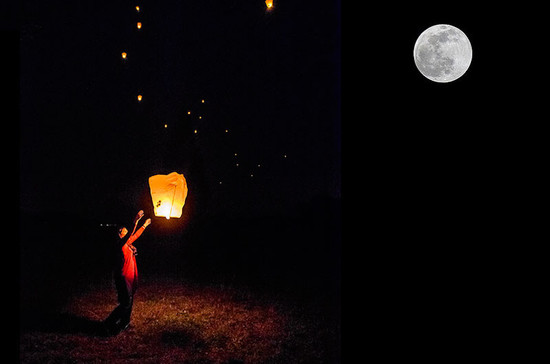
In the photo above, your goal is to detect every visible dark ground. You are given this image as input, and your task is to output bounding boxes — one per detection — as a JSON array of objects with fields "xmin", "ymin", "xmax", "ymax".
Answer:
[{"xmin": 19, "ymin": 195, "xmax": 341, "ymax": 363}]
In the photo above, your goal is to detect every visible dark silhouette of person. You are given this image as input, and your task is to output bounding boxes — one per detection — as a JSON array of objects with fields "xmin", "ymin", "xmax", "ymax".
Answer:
[{"xmin": 104, "ymin": 210, "xmax": 151, "ymax": 335}]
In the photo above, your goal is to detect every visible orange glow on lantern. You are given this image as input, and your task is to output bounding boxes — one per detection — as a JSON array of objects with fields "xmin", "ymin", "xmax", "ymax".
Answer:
[
  {"xmin": 137, "ymin": 95, "xmax": 142, "ymax": 101},
  {"xmin": 136, "ymin": 6, "xmax": 140, "ymax": 12},
  {"xmin": 266, "ymin": 0, "xmax": 273, "ymax": 9},
  {"xmin": 137, "ymin": 22, "xmax": 142, "ymax": 29},
  {"xmin": 149, "ymin": 172, "xmax": 188, "ymax": 219},
  {"xmin": 121, "ymin": 52, "xmax": 127, "ymax": 59}
]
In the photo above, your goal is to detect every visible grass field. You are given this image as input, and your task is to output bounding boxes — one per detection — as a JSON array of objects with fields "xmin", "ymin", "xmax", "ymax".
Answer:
[{"xmin": 20, "ymin": 277, "xmax": 340, "ymax": 363}]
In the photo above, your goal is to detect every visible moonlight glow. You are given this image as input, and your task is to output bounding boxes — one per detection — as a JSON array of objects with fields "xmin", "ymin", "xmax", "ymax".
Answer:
[{"xmin": 413, "ymin": 24, "xmax": 472, "ymax": 83}]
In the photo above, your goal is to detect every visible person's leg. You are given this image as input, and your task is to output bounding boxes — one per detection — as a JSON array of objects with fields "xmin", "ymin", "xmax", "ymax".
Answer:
[
  {"xmin": 119, "ymin": 295, "xmax": 133, "ymax": 330},
  {"xmin": 104, "ymin": 277, "xmax": 133, "ymax": 334},
  {"xmin": 104, "ymin": 304, "xmax": 124, "ymax": 330}
]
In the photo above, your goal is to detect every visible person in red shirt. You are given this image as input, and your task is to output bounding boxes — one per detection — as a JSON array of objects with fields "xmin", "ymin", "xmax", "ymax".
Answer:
[{"xmin": 104, "ymin": 210, "xmax": 151, "ymax": 335}]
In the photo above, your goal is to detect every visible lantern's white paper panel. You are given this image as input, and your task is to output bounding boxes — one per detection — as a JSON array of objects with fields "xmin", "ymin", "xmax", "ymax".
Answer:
[{"xmin": 148, "ymin": 172, "xmax": 188, "ymax": 219}]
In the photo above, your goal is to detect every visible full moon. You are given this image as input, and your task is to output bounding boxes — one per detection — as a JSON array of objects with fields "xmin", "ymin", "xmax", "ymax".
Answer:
[{"xmin": 413, "ymin": 24, "xmax": 472, "ymax": 83}]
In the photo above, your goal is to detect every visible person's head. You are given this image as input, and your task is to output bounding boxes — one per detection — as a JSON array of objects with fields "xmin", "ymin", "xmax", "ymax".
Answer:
[{"xmin": 118, "ymin": 226, "xmax": 128, "ymax": 239}]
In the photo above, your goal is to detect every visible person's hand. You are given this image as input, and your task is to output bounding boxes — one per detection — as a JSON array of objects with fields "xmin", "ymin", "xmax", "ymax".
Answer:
[
  {"xmin": 133, "ymin": 210, "xmax": 144, "ymax": 224},
  {"xmin": 143, "ymin": 218, "xmax": 152, "ymax": 228}
]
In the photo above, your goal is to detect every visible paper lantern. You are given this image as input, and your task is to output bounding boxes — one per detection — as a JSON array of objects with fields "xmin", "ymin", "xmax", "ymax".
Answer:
[
  {"xmin": 265, "ymin": 0, "xmax": 273, "ymax": 9},
  {"xmin": 137, "ymin": 22, "xmax": 142, "ymax": 29},
  {"xmin": 148, "ymin": 172, "xmax": 188, "ymax": 219},
  {"xmin": 122, "ymin": 52, "xmax": 127, "ymax": 59},
  {"xmin": 137, "ymin": 95, "xmax": 142, "ymax": 101}
]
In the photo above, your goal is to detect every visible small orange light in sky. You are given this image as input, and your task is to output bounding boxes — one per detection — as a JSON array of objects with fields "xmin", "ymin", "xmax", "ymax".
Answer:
[
  {"xmin": 122, "ymin": 52, "xmax": 127, "ymax": 59},
  {"xmin": 137, "ymin": 22, "xmax": 142, "ymax": 29},
  {"xmin": 164, "ymin": 124, "xmax": 167, "ymax": 128},
  {"xmin": 188, "ymin": 111, "xmax": 191, "ymax": 115},
  {"xmin": 194, "ymin": 129, "xmax": 198, "ymax": 134},
  {"xmin": 266, "ymin": 0, "xmax": 273, "ymax": 9},
  {"xmin": 137, "ymin": 95, "xmax": 142, "ymax": 101},
  {"xmin": 201, "ymin": 99, "xmax": 205, "ymax": 103},
  {"xmin": 136, "ymin": 6, "xmax": 140, "ymax": 12}
]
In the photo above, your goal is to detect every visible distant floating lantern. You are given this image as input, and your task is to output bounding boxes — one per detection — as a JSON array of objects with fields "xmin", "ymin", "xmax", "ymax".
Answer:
[
  {"xmin": 137, "ymin": 95, "xmax": 142, "ymax": 101},
  {"xmin": 201, "ymin": 99, "xmax": 205, "ymax": 103},
  {"xmin": 194, "ymin": 129, "xmax": 198, "ymax": 134},
  {"xmin": 137, "ymin": 22, "xmax": 142, "ymax": 29},
  {"xmin": 121, "ymin": 52, "xmax": 127, "ymax": 59},
  {"xmin": 149, "ymin": 172, "xmax": 188, "ymax": 219},
  {"xmin": 187, "ymin": 111, "xmax": 191, "ymax": 115},
  {"xmin": 136, "ymin": 6, "xmax": 140, "ymax": 12},
  {"xmin": 164, "ymin": 124, "xmax": 168, "ymax": 128},
  {"xmin": 266, "ymin": 0, "xmax": 273, "ymax": 9}
]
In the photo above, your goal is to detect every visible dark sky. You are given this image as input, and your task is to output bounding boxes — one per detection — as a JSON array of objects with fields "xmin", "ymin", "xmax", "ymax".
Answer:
[
  {"xmin": 338, "ymin": 2, "xmax": 538, "ymax": 244},
  {"xmin": 17, "ymin": 0, "xmax": 533, "ymax": 227},
  {"xmin": 19, "ymin": 0, "xmax": 341, "ymax": 219}
]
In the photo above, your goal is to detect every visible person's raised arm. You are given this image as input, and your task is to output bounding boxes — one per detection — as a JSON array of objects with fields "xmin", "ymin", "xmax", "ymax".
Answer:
[
  {"xmin": 130, "ymin": 210, "xmax": 144, "ymax": 236},
  {"xmin": 127, "ymin": 218, "xmax": 151, "ymax": 245}
]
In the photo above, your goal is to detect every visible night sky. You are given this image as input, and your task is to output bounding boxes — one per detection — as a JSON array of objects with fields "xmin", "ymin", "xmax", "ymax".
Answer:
[
  {"xmin": 13, "ymin": 0, "xmax": 533, "ymax": 271},
  {"xmin": 18, "ymin": 0, "xmax": 341, "ymax": 220}
]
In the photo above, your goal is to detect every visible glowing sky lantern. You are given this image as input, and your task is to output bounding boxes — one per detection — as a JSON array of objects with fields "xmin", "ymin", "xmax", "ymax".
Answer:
[
  {"xmin": 137, "ymin": 22, "xmax": 142, "ymax": 29},
  {"xmin": 137, "ymin": 94, "xmax": 143, "ymax": 101},
  {"xmin": 266, "ymin": 0, "xmax": 273, "ymax": 9},
  {"xmin": 121, "ymin": 52, "xmax": 127, "ymax": 59},
  {"xmin": 149, "ymin": 172, "xmax": 188, "ymax": 219}
]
